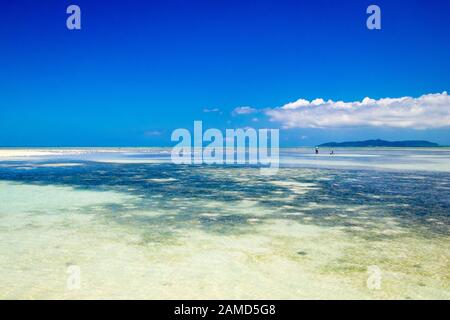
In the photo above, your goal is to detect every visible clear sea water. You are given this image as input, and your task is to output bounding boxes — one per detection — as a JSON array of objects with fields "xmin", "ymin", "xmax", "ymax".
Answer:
[{"xmin": 0, "ymin": 148, "xmax": 449, "ymax": 299}]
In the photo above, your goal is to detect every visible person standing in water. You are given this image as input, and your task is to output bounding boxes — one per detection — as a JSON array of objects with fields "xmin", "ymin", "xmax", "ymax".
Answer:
[{"xmin": 315, "ymin": 147, "xmax": 319, "ymax": 155}]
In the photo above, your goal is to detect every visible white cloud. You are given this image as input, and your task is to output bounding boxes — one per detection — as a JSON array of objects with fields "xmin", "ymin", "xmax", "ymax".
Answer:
[
  {"xmin": 232, "ymin": 106, "xmax": 257, "ymax": 115},
  {"xmin": 265, "ymin": 92, "xmax": 450, "ymax": 129},
  {"xmin": 144, "ymin": 130, "xmax": 162, "ymax": 136},
  {"xmin": 203, "ymin": 107, "xmax": 221, "ymax": 113}
]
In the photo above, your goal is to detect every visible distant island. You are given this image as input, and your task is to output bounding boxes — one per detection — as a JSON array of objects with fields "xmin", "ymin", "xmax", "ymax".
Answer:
[{"xmin": 319, "ymin": 139, "xmax": 439, "ymax": 148}]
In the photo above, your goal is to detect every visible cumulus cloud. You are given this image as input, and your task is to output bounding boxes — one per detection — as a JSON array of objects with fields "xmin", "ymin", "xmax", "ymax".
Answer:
[
  {"xmin": 232, "ymin": 106, "xmax": 257, "ymax": 116},
  {"xmin": 265, "ymin": 92, "xmax": 450, "ymax": 129}
]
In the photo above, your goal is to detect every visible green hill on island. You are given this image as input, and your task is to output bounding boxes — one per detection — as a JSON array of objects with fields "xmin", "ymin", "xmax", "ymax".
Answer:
[{"xmin": 319, "ymin": 139, "xmax": 439, "ymax": 147}]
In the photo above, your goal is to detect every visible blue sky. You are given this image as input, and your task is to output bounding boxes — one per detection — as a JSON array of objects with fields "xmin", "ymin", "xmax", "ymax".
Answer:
[{"xmin": 1, "ymin": 0, "xmax": 450, "ymax": 146}]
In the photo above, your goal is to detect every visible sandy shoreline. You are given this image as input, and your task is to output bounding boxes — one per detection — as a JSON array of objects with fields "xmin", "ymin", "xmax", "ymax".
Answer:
[
  {"xmin": 0, "ymin": 148, "xmax": 129, "ymax": 158},
  {"xmin": 0, "ymin": 149, "xmax": 61, "ymax": 158}
]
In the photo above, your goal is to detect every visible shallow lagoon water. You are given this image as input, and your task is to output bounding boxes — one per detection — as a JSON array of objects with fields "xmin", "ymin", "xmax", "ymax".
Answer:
[{"xmin": 0, "ymin": 148, "xmax": 449, "ymax": 299}]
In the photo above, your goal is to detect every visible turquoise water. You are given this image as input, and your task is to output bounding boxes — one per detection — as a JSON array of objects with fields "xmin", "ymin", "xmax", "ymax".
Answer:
[{"xmin": 0, "ymin": 148, "xmax": 449, "ymax": 299}]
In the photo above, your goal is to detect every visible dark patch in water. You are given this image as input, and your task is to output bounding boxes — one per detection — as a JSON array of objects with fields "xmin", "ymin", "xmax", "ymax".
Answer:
[{"xmin": 0, "ymin": 161, "xmax": 449, "ymax": 240}]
